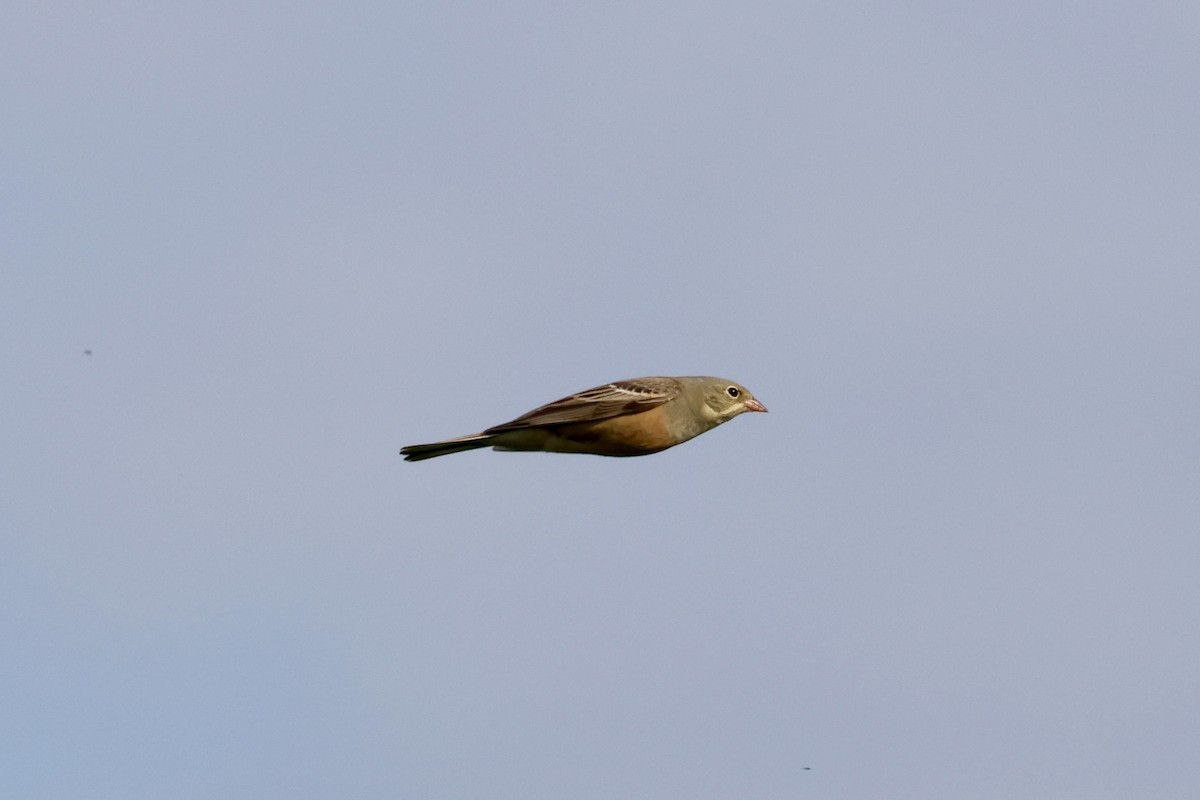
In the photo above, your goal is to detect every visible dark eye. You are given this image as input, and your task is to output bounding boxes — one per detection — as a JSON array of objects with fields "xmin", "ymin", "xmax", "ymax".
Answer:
[{"xmin": 726, "ymin": 386, "xmax": 740, "ymax": 398}]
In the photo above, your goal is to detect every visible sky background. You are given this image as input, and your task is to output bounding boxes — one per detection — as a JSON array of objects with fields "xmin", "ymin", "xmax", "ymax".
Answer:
[{"xmin": 3, "ymin": 2, "xmax": 1198, "ymax": 798}]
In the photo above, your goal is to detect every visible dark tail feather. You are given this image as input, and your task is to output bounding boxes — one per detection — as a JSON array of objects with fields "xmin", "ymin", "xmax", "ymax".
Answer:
[{"xmin": 400, "ymin": 433, "xmax": 494, "ymax": 462}]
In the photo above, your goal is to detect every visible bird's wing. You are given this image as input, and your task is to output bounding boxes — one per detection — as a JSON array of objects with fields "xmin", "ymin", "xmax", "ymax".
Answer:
[{"xmin": 484, "ymin": 377, "xmax": 682, "ymax": 432}]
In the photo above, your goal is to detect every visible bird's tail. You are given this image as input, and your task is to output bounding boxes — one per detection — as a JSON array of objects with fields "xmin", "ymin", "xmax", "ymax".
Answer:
[{"xmin": 400, "ymin": 433, "xmax": 495, "ymax": 462}]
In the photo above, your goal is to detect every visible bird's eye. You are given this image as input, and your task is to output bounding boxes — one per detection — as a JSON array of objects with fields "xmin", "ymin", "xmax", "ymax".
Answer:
[{"xmin": 726, "ymin": 386, "xmax": 740, "ymax": 398}]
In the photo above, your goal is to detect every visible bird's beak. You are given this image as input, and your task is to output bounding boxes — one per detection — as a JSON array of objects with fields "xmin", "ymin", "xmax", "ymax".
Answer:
[{"xmin": 744, "ymin": 398, "xmax": 768, "ymax": 413}]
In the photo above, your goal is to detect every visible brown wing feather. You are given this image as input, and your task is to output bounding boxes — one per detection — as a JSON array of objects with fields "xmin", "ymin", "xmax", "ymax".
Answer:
[{"xmin": 484, "ymin": 377, "xmax": 682, "ymax": 433}]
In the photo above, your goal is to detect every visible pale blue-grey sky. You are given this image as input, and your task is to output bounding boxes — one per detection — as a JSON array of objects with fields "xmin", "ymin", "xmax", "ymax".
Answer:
[{"xmin": 3, "ymin": 2, "xmax": 1198, "ymax": 798}]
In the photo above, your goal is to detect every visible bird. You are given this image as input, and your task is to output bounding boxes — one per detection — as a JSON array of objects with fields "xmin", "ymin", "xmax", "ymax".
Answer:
[{"xmin": 400, "ymin": 375, "xmax": 766, "ymax": 462}]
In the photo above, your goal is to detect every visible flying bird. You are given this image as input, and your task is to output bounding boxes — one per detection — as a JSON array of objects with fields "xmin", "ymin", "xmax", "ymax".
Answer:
[{"xmin": 400, "ymin": 375, "xmax": 766, "ymax": 462}]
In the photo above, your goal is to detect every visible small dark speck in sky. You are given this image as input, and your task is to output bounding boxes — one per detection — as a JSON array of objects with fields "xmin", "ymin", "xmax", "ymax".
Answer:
[{"xmin": 83, "ymin": 350, "xmax": 92, "ymax": 356}]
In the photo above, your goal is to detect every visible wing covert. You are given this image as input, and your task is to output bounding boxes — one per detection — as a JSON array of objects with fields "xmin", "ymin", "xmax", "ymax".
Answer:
[{"xmin": 484, "ymin": 377, "xmax": 681, "ymax": 432}]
